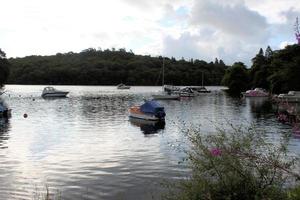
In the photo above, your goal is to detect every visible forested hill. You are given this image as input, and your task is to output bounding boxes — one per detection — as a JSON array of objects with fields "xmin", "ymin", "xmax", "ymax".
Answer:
[{"xmin": 7, "ymin": 48, "xmax": 227, "ymax": 86}]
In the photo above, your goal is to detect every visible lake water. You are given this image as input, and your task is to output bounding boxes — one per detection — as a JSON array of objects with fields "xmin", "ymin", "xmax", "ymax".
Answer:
[{"xmin": 0, "ymin": 85, "xmax": 299, "ymax": 200}]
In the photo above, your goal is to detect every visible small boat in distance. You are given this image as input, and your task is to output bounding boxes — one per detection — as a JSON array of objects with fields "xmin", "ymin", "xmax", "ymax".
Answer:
[
  {"xmin": 243, "ymin": 88, "xmax": 269, "ymax": 97},
  {"xmin": 41, "ymin": 87, "xmax": 69, "ymax": 98},
  {"xmin": 152, "ymin": 58, "xmax": 180, "ymax": 100},
  {"xmin": 164, "ymin": 85, "xmax": 180, "ymax": 93},
  {"xmin": 191, "ymin": 86, "xmax": 211, "ymax": 93},
  {"xmin": 117, "ymin": 83, "xmax": 131, "ymax": 89},
  {"xmin": 277, "ymin": 91, "xmax": 300, "ymax": 102},
  {"xmin": 129, "ymin": 100, "xmax": 166, "ymax": 121}
]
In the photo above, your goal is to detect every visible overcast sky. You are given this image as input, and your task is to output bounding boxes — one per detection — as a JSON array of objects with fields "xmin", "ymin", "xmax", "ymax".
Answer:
[{"xmin": 0, "ymin": 0, "xmax": 299, "ymax": 65}]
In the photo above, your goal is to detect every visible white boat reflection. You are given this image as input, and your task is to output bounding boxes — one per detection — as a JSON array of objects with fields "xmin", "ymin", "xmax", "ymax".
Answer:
[{"xmin": 129, "ymin": 118, "xmax": 165, "ymax": 135}]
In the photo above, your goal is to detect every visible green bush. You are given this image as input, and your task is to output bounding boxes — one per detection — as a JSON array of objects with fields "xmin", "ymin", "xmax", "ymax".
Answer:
[{"xmin": 165, "ymin": 125, "xmax": 300, "ymax": 200}]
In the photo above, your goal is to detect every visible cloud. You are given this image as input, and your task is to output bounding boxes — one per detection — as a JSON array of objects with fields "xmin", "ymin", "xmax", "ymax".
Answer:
[
  {"xmin": 0, "ymin": 0, "xmax": 300, "ymax": 65},
  {"xmin": 190, "ymin": 0, "xmax": 269, "ymax": 41}
]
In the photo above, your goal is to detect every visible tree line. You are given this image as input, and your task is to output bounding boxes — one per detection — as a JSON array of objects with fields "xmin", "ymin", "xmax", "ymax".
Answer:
[
  {"xmin": 4, "ymin": 48, "xmax": 227, "ymax": 86},
  {"xmin": 222, "ymin": 44, "xmax": 300, "ymax": 94},
  {"xmin": 2, "ymin": 44, "xmax": 299, "ymax": 94},
  {"xmin": 0, "ymin": 49, "xmax": 10, "ymax": 88}
]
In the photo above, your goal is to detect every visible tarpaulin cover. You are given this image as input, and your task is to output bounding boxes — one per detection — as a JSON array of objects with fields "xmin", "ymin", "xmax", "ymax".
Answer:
[{"xmin": 140, "ymin": 100, "xmax": 164, "ymax": 114}]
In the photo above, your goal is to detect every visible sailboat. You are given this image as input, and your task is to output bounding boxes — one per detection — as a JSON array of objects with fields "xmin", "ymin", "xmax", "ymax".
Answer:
[
  {"xmin": 152, "ymin": 58, "xmax": 180, "ymax": 100},
  {"xmin": 189, "ymin": 72, "xmax": 211, "ymax": 93}
]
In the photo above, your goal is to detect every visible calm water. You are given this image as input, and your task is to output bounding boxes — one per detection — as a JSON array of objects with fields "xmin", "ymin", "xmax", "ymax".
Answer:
[{"xmin": 0, "ymin": 85, "xmax": 299, "ymax": 200}]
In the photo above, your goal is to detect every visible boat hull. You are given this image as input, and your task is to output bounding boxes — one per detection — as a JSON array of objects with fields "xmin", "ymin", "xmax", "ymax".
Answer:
[
  {"xmin": 42, "ymin": 92, "xmax": 69, "ymax": 98},
  {"xmin": 129, "ymin": 106, "xmax": 164, "ymax": 121},
  {"xmin": 152, "ymin": 94, "xmax": 180, "ymax": 100},
  {"xmin": 117, "ymin": 86, "xmax": 131, "ymax": 89}
]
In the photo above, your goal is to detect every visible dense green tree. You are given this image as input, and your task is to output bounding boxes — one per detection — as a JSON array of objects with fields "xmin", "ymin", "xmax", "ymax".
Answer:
[
  {"xmin": 268, "ymin": 44, "xmax": 300, "ymax": 93},
  {"xmin": 265, "ymin": 46, "xmax": 273, "ymax": 60},
  {"xmin": 222, "ymin": 62, "xmax": 249, "ymax": 95},
  {"xmin": 249, "ymin": 48, "xmax": 269, "ymax": 89},
  {"xmin": 0, "ymin": 48, "xmax": 10, "ymax": 88}
]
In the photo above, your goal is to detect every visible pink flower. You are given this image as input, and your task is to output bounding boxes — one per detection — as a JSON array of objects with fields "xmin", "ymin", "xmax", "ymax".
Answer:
[{"xmin": 210, "ymin": 148, "xmax": 222, "ymax": 156}]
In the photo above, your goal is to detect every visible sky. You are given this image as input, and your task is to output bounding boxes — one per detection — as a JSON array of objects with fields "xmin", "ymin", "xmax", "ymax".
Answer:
[{"xmin": 0, "ymin": 0, "xmax": 300, "ymax": 65}]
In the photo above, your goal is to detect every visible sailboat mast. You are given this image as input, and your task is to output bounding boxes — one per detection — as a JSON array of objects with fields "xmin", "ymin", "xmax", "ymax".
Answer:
[
  {"xmin": 162, "ymin": 57, "xmax": 165, "ymax": 89},
  {"xmin": 202, "ymin": 72, "xmax": 204, "ymax": 87}
]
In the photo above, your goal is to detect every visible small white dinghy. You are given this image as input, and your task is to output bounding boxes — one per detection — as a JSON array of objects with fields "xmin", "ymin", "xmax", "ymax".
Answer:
[{"xmin": 117, "ymin": 83, "xmax": 131, "ymax": 89}]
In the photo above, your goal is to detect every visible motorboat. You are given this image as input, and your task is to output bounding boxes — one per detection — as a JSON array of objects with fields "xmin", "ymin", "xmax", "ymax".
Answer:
[
  {"xmin": 192, "ymin": 86, "xmax": 211, "ymax": 93},
  {"xmin": 243, "ymin": 88, "xmax": 269, "ymax": 97},
  {"xmin": 129, "ymin": 100, "xmax": 166, "ymax": 121},
  {"xmin": 41, "ymin": 87, "xmax": 69, "ymax": 98},
  {"xmin": 117, "ymin": 83, "xmax": 131, "ymax": 89},
  {"xmin": 0, "ymin": 99, "xmax": 11, "ymax": 118},
  {"xmin": 277, "ymin": 91, "xmax": 300, "ymax": 103},
  {"xmin": 179, "ymin": 87, "xmax": 197, "ymax": 97},
  {"xmin": 164, "ymin": 85, "xmax": 180, "ymax": 93}
]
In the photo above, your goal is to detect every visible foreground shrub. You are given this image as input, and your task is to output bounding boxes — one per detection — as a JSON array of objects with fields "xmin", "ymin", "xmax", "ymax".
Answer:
[{"xmin": 165, "ymin": 125, "xmax": 300, "ymax": 200}]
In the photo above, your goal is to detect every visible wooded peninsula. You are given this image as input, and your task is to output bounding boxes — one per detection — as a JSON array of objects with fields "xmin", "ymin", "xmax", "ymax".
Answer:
[{"xmin": 1, "ymin": 44, "xmax": 300, "ymax": 95}]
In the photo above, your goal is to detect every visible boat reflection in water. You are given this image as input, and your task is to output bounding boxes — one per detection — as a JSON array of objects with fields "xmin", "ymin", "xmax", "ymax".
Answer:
[
  {"xmin": 129, "ymin": 118, "xmax": 165, "ymax": 135},
  {"xmin": 0, "ymin": 118, "xmax": 10, "ymax": 148}
]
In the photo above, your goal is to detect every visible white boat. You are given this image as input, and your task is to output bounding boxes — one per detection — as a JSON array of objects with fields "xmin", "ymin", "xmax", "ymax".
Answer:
[
  {"xmin": 189, "ymin": 86, "xmax": 211, "ymax": 93},
  {"xmin": 179, "ymin": 87, "xmax": 197, "ymax": 97},
  {"xmin": 164, "ymin": 85, "xmax": 180, "ymax": 93},
  {"xmin": 277, "ymin": 91, "xmax": 300, "ymax": 102},
  {"xmin": 152, "ymin": 58, "xmax": 180, "ymax": 100},
  {"xmin": 117, "ymin": 83, "xmax": 131, "ymax": 89},
  {"xmin": 41, "ymin": 87, "xmax": 69, "ymax": 98},
  {"xmin": 129, "ymin": 100, "xmax": 166, "ymax": 121},
  {"xmin": 190, "ymin": 73, "xmax": 211, "ymax": 93},
  {"xmin": 243, "ymin": 88, "xmax": 269, "ymax": 97}
]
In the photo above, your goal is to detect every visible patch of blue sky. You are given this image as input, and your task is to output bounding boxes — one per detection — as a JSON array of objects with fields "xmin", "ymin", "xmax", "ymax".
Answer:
[
  {"xmin": 122, "ymin": 16, "xmax": 135, "ymax": 22},
  {"xmin": 129, "ymin": 36, "xmax": 153, "ymax": 49},
  {"xmin": 176, "ymin": 6, "xmax": 190, "ymax": 16},
  {"xmin": 158, "ymin": 6, "xmax": 189, "ymax": 28}
]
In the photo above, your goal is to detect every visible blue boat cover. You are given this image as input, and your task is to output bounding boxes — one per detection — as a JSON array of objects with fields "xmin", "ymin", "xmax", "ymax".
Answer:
[{"xmin": 140, "ymin": 100, "xmax": 164, "ymax": 114}]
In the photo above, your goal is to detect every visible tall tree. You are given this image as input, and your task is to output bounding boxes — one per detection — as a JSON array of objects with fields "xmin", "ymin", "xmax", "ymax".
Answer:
[
  {"xmin": 265, "ymin": 46, "xmax": 273, "ymax": 60},
  {"xmin": 250, "ymin": 48, "xmax": 268, "ymax": 88},
  {"xmin": 222, "ymin": 62, "xmax": 249, "ymax": 95},
  {"xmin": 0, "ymin": 48, "xmax": 10, "ymax": 88}
]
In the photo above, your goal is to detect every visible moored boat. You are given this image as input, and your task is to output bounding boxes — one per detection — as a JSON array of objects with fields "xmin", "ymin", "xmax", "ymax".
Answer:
[
  {"xmin": 129, "ymin": 100, "xmax": 166, "ymax": 121},
  {"xmin": 243, "ymin": 88, "xmax": 269, "ymax": 97},
  {"xmin": 179, "ymin": 87, "xmax": 197, "ymax": 97},
  {"xmin": 117, "ymin": 83, "xmax": 131, "ymax": 89},
  {"xmin": 41, "ymin": 87, "xmax": 69, "ymax": 98},
  {"xmin": 277, "ymin": 91, "xmax": 300, "ymax": 103},
  {"xmin": 164, "ymin": 85, "xmax": 180, "ymax": 93}
]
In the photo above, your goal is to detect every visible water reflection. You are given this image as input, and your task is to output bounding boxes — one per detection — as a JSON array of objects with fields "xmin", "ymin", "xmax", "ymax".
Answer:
[
  {"xmin": 129, "ymin": 118, "xmax": 165, "ymax": 135},
  {"xmin": 246, "ymin": 97, "xmax": 273, "ymax": 116},
  {"xmin": 0, "ymin": 118, "xmax": 10, "ymax": 149}
]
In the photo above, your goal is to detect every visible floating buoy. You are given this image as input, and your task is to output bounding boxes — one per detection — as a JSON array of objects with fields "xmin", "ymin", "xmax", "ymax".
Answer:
[
  {"xmin": 23, "ymin": 113, "xmax": 28, "ymax": 118},
  {"xmin": 32, "ymin": 98, "xmax": 35, "ymax": 101}
]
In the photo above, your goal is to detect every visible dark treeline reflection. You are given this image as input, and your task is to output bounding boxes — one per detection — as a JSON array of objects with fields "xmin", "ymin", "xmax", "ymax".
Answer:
[{"xmin": 7, "ymin": 48, "xmax": 227, "ymax": 86}]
